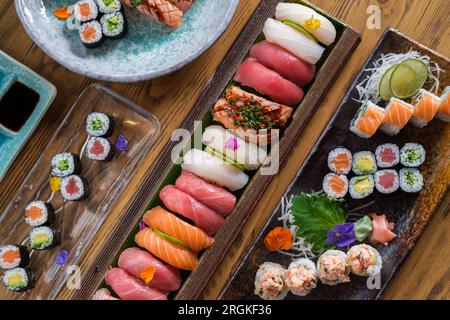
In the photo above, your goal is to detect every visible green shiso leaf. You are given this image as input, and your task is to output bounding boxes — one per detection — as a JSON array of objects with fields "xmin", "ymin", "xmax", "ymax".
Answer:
[
  {"xmin": 153, "ymin": 229, "xmax": 192, "ymax": 251},
  {"xmin": 290, "ymin": 192, "xmax": 346, "ymax": 252}
]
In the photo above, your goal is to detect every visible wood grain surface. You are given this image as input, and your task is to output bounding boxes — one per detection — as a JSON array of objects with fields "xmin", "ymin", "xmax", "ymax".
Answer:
[{"xmin": 0, "ymin": 0, "xmax": 448, "ymax": 300}]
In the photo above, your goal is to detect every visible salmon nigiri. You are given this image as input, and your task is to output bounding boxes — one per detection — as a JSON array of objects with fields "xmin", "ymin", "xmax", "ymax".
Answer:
[
  {"xmin": 380, "ymin": 98, "xmax": 414, "ymax": 136},
  {"xmin": 135, "ymin": 228, "xmax": 198, "ymax": 271},
  {"xmin": 350, "ymin": 101, "xmax": 386, "ymax": 138},
  {"xmin": 410, "ymin": 89, "xmax": 441, "ymax": 128},
  {"xmin": 143, "ymin": 207, "xmax": 214, "ymax": 252},
  {"xmin": 438, "ymin": 86, "xmax": 450, "ymax": 122}
]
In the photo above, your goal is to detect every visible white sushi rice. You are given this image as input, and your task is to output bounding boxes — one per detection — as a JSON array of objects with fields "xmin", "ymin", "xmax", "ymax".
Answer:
[
  {"xmin": 349, "ymin": 175, "xmax": 374, "ymax": 199},
  {"xmin": 60, "ymin": 175, "xmax": 86, "ymax": 201},
  {"xmin": 51, "ymin": 152, "xmax": 77, "ymax": 177},
  {"xmin": 323, "ymin": 173, "xmax": 348, "ymax": 199},
  {"xmin": 352, "ymin": 151, "xmax": 377, "ymax": 175},
  {"xmin": 375, "ymin": 143, "xmax": 400, "ymax": 168},
  {"xmin": 374, "ymin": 170, "xmax": 400, "ymax": 194},
  {"xmin": 347, "ymin": 244, "xmax": 382, "ymax": 277},
  {"xmin": 316, "ymin": 250, "xmax": 350, "ymax": 286},
  {"xmin": 349, "ymin": 102, "xmax": 385, "ymax": 139},
  {"xmin": 24, "ymin": 201, "xmax": 48, "ymax": 227},
  {"xmin": 327, "ymin": 147, "xmax": 352, "ymax": 174},
  {"xmin": 400, "ymin": 143, "xmax": 426, "ymax": 167},
  {"xmin": 74, "ymin": 0, "xmax": 98, "ymax": 22},
  {"xmin": 399, "ymin": 168, "xmax": 424, "ymax": 193}
]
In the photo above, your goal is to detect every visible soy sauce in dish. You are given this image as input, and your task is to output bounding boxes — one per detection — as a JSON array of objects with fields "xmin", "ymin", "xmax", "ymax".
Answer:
[{"xmin": 0, "ymin": 82, "xmax": 39, "ymax": 133}]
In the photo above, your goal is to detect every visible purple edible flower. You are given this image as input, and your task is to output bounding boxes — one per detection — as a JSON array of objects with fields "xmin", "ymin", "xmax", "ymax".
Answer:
[
  {"xmin": 116, "ymin": 134, "xmax": 128, "ymax": 151},
  {"xmin": 139, "ymin": 220, "xmax": 146, "ymax": 231},
  {"xmin": 56, "ymin": 250, "xmax": 69, "ymax": 265},
  {"xmin": 326, "ymin": 223, "xmax": 356, "ymax": 248},
  {"xmin": 225, "ymin": 137, "xmax": 239, "ymax": 151}
]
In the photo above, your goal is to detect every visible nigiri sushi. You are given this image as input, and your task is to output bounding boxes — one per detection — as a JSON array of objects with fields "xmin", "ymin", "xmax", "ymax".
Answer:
[
  {"xmin": 263, "ymin": 18, "xmax": 325, "ymax": 65},
  {"xmin": 159, "ymin": 185, "xmax": 224, "ymax": 235},
  {"xmin": 135, "ymin": 228, "xmax": 198, "ymax": 271},
  {"xmin": 118, "ymin": 247, "xmax": 181, "ymax": 292},
  {"xmin": 250, "ymin": 41, "xmax": 316, "ymax": 87},
  {"xmin": 350, "ymin": 101, "xmax": 386, "ymax": 139},
  {"xmin": 123, "ymin": 0, "xmax": 183, "ymax": 28},
  {"xmin": 379, "ymin": 98, "xmax": 415, "ymax": 136},
  {"xmin": 235, "ymin": 58, "xmax": 304, "ymax": 106},
  {"xmin": 410, "ymin": 89, "xmax": 441, "ymax": 128},
  {"xmin": 437, "ymin": 86, "xmax": 450, "ymax": 122},
  {"xmin": 175, "ymin": 170, "xmax": 236, "ymax": 216},
  {"xmin": 143, "ymin": 206, "xmax": 214, "ymax": 252},
  {"xmin": 181, "ymin": 149, "xmax": 249, "ymax": 192},
  {"xmin": 275, "ymin": 3, "xmax": 337, "ymax": 46}
]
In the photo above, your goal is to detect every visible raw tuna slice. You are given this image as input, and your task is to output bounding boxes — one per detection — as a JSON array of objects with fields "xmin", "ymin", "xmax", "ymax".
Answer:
[
  {"xmin": 250, "ymin": 41, "xmax": 316, "ymax": 87},
  {"xmin": 235, "ymin": 58, "xmax": 304, "ymax": 106},
  {"xmin": 105, "ymin": 268, "xmax": 167, "ymax": 300}
]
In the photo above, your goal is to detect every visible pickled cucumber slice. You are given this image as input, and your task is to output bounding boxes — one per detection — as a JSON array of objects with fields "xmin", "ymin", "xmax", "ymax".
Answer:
[
  {"xmin": 390, "ymin": 58, "xmax": 428, "ymax": 99},
  {"xmin": 379, "ymin": 64, "xmax": 397, "ymax": 101}
]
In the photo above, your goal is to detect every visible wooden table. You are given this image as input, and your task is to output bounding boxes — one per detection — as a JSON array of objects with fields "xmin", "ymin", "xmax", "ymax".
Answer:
[{"xmin": 0, "ymin": 0, "xmax": 448, "ymax": 300}]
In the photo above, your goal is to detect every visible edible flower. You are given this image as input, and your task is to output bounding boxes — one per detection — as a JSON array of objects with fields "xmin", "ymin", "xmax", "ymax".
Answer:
[
  {"xmin": 115, "ymin": 134, "xmax": 128, "ymax": 151},
  {"xmin": 304, "ymin": 15, "xmax": 321, "ymax": 30},
  {"xmin": 326, "ymin": 223, "xmax": 356, "ymax": 248},
  {"xmin": 56, "ymin": 250, "xmax": 69, "ymax": 265},
  {"xmin": 264, "ymin": 226, "xmax": 293, "ymax": 252},
  {"xmin": 53, "ymin": 7, "xmax": 72, "ymax": 20},
  {"xmin": 225, "ymin": 137, "xmax": 239, "ymax": 151},
  {"xmin": 140, "ymin": 266, "xmax": 157, "ymax": 285},
  {"xmin": 139, "ymin": 220, "xmax": 146, "ymax": 231},
  {"xmin": 49, "ymin": 176, "xmax": 61, "ymax": 192},
  {"xmin": 353, "ymin": 216, "xmax": 373, "ymax": 242}
]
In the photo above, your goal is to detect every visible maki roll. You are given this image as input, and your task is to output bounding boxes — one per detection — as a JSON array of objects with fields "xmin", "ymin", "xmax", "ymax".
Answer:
[
  {"xmin": 254, "ymin": 262, "xmax": 288, "ymax": 300},
  {"xmin": 410, "ymin": 89, "xmax": 441, "ymax": 128},
  {"xmin": 400, "ymin": 143, "xmax": 426, "ymax": 167},
  {"xmin": 86, "ymin": 137, "xmax": 115, "ymax": 161},
  {"xmin": 51, "ymin": 152, "xmax": 82, "ymax": 177},
  {"xmin": 2, "ymin": 268, "xmax": 35, "ymax": 292},
  {"xmin": 24, "ymin": 200, "xmax": 55, "ymax": 227},
  {"xmin": 60, "ymin": 175, "xmax": 89, "ymax": 201},
  {"xmin": 0, "ymin": 245, "xmax": 30, "ymax": 270},
  {"xmin": 379, "ymin": 98, "xmax": 414, "ymax": 136},
  {"xmin": 349, "ymin": 101, "xmax": 386, "ymax": 139},
  {"xmin": 437, "ymin": 86, "xmax": 450, "ymax": 122},
  {"xmin": 352, "ymin": 151, "xmax": 377, "ymax": 175},
  {"xmin": 349, "ymin": 175, "xmax": 374, "ymax": 199},
  {"xmin": 317, "ymin": 250, "xmax": 350, "ymax": 286},
  {"xmin": 374, "ymin": 170, "xmax": 399, "ymax": 194},
  {"xmin": 323, "ymin": 173, "xmax": 348, "ymax": 199},
  {"xmin": 74, "ymin": 0, "xmax": 99, "ymax": 22},
  {"xmin": 285, "ymin": 259, "xmax": 317, "ymax": 296},
  {"xmin": 95, "ymin": 0, "xmax": 122, "ymax": 14},
  {"xmin": 86, "ymin": 112, "xmax": 114, "ymax": 137},
  {"xmin": 375, "ymin": 143, "xmax": 400, "ymax": 168},
  {"xmin": 100, "ymin": 12, "xmax": 127, "ymax": 39},
  {"xmin": 327, "ymin": 147, "xmax": 352, "ymax": 174},
  {"xmin": 79, "ymin": 21, "xmax": 104, "ymax": 49},
  {"xmin": 29, "ymin": 226, "xmax": 60, "ymax": 250},
  {"xmin": 347, "ymin": 244, "xmax": 382, "ymax": 277},
  {"xmin": 399, "ymin": 168, "xmax": 424, "ymax": 193}
]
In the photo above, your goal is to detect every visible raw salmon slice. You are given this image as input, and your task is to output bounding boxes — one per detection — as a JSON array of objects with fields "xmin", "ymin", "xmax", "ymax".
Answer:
[
  {"xmin": 327, "ymin": 175, "xmax": 346, "ymax": 193},
  {"xmin": 380, "ymin": 98, "xmax": 414, "ymax": 136},
  {"xmin": 355, "ymin": 105, "xmax": 386, "ymax": 137},
  {"xmin": 331, "ymin": 154, "xmax": 351, "ymax": 174}
]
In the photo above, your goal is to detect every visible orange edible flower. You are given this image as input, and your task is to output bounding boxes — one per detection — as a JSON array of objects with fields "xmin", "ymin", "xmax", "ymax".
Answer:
[
  {"xmin": 264, "ymin": 226, "xmax": 293, "ymax": 252},
  {"xmin": 139, "ymin": 266, "xmax": 157, "ymax": 285},
  {"xmin": 53, "ymin": 7, "xmax": 72, "ymax": 20}
]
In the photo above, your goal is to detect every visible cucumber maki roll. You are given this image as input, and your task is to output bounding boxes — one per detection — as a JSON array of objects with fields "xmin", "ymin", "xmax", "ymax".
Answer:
[
  {"xmin": 29, "ymin": 226, "xmax": 60, "ymax": 250},
  {"xmin": 24, "ymin": 200, "xmax": 55, "ymax": 227},
  {"xmin": 400, "ymin": 143, "xmax": 426, "ymax": 167},
  {"xmin": 74, "ymin": 0, "xmax": 98, "ymax": 22},
  {"xmin": 86, "ymin": 137, "xmax": 115, "ymax": 161},
  {"xmin": 79, "ymin": 21, "xmax": 104, "ymax": 49},
  {"xmin": 0, "ymin": 245, "xmax": 30, "ymax": 270},
  {"xmin": 86, "ymin": 112, "xmax": 114, "ymax": 137},
  {"xmin": 96, "ymin": 0, "xmax": 122, "ymax": 14},
  {"xmin": 2, "ymin": 267, "xmax": 35, "ymax": 292},
  {"xmin": 100, "ymin": 12, "xmax": 127, "ymax": 39},
  {"xmin": 399, "ymin": 168, "xmax": 424, "ymax": 193},
  {"xmin": 51, "ymin": 152, "xmax": 82, "ymax": 177}
]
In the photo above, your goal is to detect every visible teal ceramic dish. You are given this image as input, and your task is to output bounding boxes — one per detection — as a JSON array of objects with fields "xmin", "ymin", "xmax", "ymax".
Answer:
[
  {"xmin": 0, "ymin": 50, "xmax": 57, "ymax": 181},
  {"xmin": 15, "ymin": 0, "xmax": 239, "ymax": 82}
]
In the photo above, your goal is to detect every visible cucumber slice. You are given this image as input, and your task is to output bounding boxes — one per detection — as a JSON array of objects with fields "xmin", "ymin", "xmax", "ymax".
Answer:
[
  {"xmin": 282, "ymin": 19, "xmax": 319, "ymax": 43},
  {"xmin": 379, "ymin": 64, "xmax": 397, "ymax": 101},
  {"xmin": 204, "ymin": 146, "xmax": 245, "ymax": 171},
  {"xmin": 390, "ymin": 58, "xmax": 428, "ymax": 99},
  {"xmin": 153, "ymin": 229, "xmax": 191, "ymax": 251}
]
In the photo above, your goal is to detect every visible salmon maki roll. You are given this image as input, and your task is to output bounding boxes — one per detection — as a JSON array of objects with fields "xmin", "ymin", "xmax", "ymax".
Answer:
[
  {"xmin": 438, "ymin": 86, "xmax": 450, "ymax": 122},
  {"xmin": 143, "ymin": 207, "xmax": 214, "ymax": 252},
  {"xmin": 410, "ymin": 89, "xmax": 441, "ymax": 128},
  {"xmin": 350, "ymin": 101, "xmax": 386, "ymax": 139},
  {"xmin": 135, "ymin": 228, "xmax": 198, "ymax": 271},
  {"xmin": 327, "ymin": 147, "xmax": 352, "ymax": 174},
  {"xmin": 323, "ymin": 173, "xmax": 348, "ymax": 199},
  {"xmin": 380, "ymin": 98, "xmax": 414, "ymax": 136}
]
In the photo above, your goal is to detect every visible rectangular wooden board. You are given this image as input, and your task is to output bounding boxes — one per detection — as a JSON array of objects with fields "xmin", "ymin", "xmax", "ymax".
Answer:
[{"xmin": 220, "ymin": 28, "xmax": 450, "ymax": 300}]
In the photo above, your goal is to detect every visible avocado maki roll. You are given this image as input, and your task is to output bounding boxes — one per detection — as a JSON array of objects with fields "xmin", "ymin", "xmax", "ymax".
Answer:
[
  {"xmin": 86, "ymin": 112, "xmax": 114, "ymax": 137},
  {"xmin": 60, "ymin": 175, "xmax": 90, "ymax": 201},
  {"xmin": 24, "ymin": 200, "xmax": 55, "ymax": 227},
  {"xmin": 399, "ymin": 168, "xmax": 424, "ymax": 193},
  {"xmin": 100, "ymin": 12, "xmax": 127, "ymax": 39},
  {"xmin": 2, "ymin": 267, "xmax": 35, "ymax": 292},
  {"xmin": 352, "ymin": 151, "xmax": 377, "ymax": 175},
  {"xmin": 349, "ymin": 175, "xmax": 374, "ymax": 199},
  {"xmin": 79, "ymin": 21, "xmax": 104, "ymax": 49},
  {"xmin": 400, "ymin": 143, "xmax": 426, "ymax": 167},
  {"xmin": 0, "ymin": 245, "xmax": 30, "ymax": 270},
  {"xmin": 86, "ymin": 137, "xmax": 115, "ymax": 161},
  {"xmin": 96, "ymin": 0, "xmax": 122, "ymax": 14},
  {"xmin": 29, "ymin": 226, "xmax": 60, "ymax": 250},
  {"xmin": 51, "ymin": 152, "xmax": 82, "ymax": 177}
]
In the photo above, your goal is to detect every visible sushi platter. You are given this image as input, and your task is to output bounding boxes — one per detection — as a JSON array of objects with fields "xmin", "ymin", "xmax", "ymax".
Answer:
[
  {"xmin": 68, "ymin": 0, "xmax": 360, "ymax": 300},
  {"xmin": 220, "ymin": 28, "xmax": 450, "ymax": 300},
  {"xmin": 0, "ymin": 85, "xmax": 160, "ymax": 299}
]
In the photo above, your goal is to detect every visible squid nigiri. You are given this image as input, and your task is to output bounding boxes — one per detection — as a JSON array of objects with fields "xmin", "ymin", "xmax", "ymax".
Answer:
[{"xmin": 410, "ymin": 89, "xmax": 441, "ymax": 128}]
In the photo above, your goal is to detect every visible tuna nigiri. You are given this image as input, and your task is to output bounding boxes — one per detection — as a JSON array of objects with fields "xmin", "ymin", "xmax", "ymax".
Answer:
[
  {"xmin": 235, "ymin": 58, "xmax": 304, "ymax": 106},
  {"xmin": 250, "ymin": 41, "xmax": 316, "ymax": 87},
  {"xmin": 379, "ymin": 98, "xmax": 415, "ymax": 136},
  {"xmin": 175, "ymin": 170, "xmax": 236, "ymax": 216},
  {"xmin": 410, "ymin": 89, "xmax": 441, "ymax": 128},
  {"xmin": 350, "ymin": 101, "xmax": 386, "ymax": 139},
  {"xmin": 143, "ymin": 206, "xmax": 214, "ymax": 252},
  {"xmin": 105, "ymin": 268, "xmax": 167, "ymax": 300},
  {"xmin": 437, "ymin": 86, "xmax": 450, "ymax": 122},
  {"xmin": 118, "ymin": 247, "xmax": 181, "ymax": 292},
  {"xmin": 135, "ymin": 228, "xmax": 198, "ymax": 271}
]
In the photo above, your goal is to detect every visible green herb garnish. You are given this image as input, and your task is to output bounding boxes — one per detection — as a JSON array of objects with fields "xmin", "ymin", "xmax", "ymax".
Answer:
[{"xmin": 154, "ymin": 229, "xmax": 192, "ymax": 251}]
